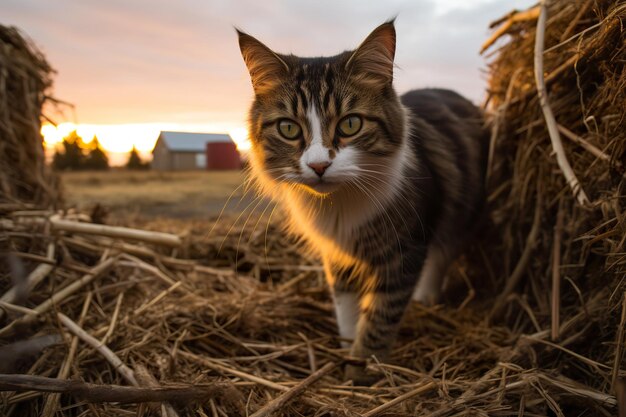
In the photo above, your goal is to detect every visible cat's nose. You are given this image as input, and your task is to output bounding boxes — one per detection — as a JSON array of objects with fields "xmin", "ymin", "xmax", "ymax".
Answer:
[{"xmin": 308, "ymin": 161, "xmax": 331, "ymax": 177}]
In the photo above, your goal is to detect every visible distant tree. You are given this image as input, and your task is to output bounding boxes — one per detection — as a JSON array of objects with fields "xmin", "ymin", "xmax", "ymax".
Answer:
[
  {"xmin": 51, "ymin": 149, "xmax": 66, "ymax": 171},
  {"xmin": 83, "ymin": 135, "xmax": 109, "ymax": 170},
  {"xmin": 126, "ymin": 146, "xmax": 149, "ymax": 170},
  {"xmin": 52, "ymin": 130, "xmax": 86, "ymax": 171}
]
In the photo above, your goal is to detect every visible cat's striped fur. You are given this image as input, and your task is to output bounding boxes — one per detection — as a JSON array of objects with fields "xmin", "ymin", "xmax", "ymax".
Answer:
[{"xmin": 238, "ymin": 21, "xmax": 488, "ymax": 383}]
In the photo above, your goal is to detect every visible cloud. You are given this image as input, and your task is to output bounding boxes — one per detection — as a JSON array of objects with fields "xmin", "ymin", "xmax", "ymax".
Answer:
[{"xmin": 2, "ymin": 0, "xmax": 533, "ymax": 126}]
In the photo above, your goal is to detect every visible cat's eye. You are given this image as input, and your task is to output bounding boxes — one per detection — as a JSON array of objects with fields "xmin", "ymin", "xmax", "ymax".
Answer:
[
  {"xmin": 337, "ymin": 115, "xmax": 362, "ymax": 137},
  {"xmin": 278, "ymin": 119, "xmax": 302, "ymax": 140}
]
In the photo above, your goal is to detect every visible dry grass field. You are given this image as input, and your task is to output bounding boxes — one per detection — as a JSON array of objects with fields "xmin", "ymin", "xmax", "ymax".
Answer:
[{"xmin": 60, "ymin": 169, "xmax": 266, "ymax": 219}]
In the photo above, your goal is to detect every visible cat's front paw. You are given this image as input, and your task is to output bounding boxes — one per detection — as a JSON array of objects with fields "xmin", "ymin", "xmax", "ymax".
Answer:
[
  {"xmin": 344, "ymin": 363, "xmax": 379, "ymax": 386},
  {"xmin": 412, "ymin": 282, "xmax": 440, "ymax": 306}
]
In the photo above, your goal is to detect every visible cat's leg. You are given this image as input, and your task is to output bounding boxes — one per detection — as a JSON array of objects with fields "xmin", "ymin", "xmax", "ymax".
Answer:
[
  {"xmin": 351, "ymin": 289, "xmax": 413, "ymax": 359},
  {"xmin": 324, "ymin": 262, "xmax": 360, "ymax": 348},
  {"xmin": 333, "ymin": 286, "xmax": 360, "ymax": 348},
  {"xmin": 412, "ymin": 244, "xmax": 449, "ymax": 305},
  {"xmin": 346, "ymin": 257, "xmax": 421, "ymax": 384}
]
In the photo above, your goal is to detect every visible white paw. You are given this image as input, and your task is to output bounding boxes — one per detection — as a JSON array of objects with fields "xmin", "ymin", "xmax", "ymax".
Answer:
[
  {"xmin": 333, "ymin": 291, "xmax": 359, "ymax": 342},
  {"xmin": 412, "ymin": 284, "xmax": 439, "ymax": 306},
  {"xmin": 340, "ymin": 340, "xmax": 352, "ymax": 349}
]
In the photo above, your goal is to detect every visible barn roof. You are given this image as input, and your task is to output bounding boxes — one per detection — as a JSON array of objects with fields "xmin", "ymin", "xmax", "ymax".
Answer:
[{"xmin": 157, "ymin": 131, "xmax": 233, "ymax": 152}]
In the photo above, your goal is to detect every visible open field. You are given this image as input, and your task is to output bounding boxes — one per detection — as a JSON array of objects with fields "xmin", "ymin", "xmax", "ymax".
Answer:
[{"xmin": 61, "ymin": 170, "xmax": 268, "ymax": 219}]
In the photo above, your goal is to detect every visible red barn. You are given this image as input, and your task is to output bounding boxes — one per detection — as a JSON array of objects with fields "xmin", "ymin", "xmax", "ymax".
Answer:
[{"xmin": 206, "ymin": 141, "xmax": 240, "ymax": 170}]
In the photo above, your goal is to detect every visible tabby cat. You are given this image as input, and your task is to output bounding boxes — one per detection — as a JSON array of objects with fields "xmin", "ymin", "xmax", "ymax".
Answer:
[{"xmin": 237, "ymin": 21, "xmax": 488, "ymax": 383}]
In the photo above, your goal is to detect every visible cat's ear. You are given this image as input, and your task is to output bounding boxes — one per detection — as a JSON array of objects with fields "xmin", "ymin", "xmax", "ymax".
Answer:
[
  {"xmin": 237, "ymin": 29, "xmax": 289, "ymax": 95},
  {"xmin": 346, "ymin": 21, "xmax": 396, "ymax": 87}
]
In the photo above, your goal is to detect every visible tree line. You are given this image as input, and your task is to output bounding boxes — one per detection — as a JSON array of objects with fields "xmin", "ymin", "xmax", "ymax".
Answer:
[{"xmin": 51, "ymin": 130, "xmax": 149, "ymax": 171}]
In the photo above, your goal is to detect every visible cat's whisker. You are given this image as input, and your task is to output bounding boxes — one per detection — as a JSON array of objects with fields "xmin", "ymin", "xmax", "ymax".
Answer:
[
  {"xmin": 353, "ymin": 166, "xmax": 430, "ymax": 180},
  {"xmin": 204, "ymin": 179, "xmax": 248, "ymax": 241},
  {"xmin": 357, "ymin": 178, "xmax": 410, "ymax": 300},
  {"xmin": 350, "ymin": 177, "xmax": 404, "ymax": 258},
  {"xmin": 263, "ymin": 204, "xmax": 279, "ymax": 280},
  {"xmin": 234, "ymin": 190, "xmax": 269, "ymax": 271},
  {"xmin": 356, "ymin": 173, "xmax": 421, "ymax": 212},
  {"xmin": 243, "ymin": 172, "xmax": 293, "ymax": 247},
  {"xmin": 344, "ymin": 179, "xmax": 405, "ymax": 296},
  {"xmin": 344, "ymin": 181, "xmax": 395, "ymax": 252},
  {"xmin": 346, "ymin": 179, "xmax": 399, "ymax": 253},
  {"xmin": 247, "ymin": 196, "xmax": 274, "ymax": 245},
  {"xmin": 217, "ymin": 192, "xmax": 265, "ymax": 256},
  {"xmin": 352, "ymin": 174, "xmax": 424, "ymax": 241}
]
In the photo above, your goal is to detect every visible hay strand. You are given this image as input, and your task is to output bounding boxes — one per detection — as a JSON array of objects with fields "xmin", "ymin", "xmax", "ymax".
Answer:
[
  {"xmin": 0, "ymin": 257, "xmax": 116, "ymax": 337},
  {"xmin": 362, "ymin": 382, "xmax": 436, "ymax": 417},
  {"xmin": 0, "ymin": 374, "xmax": 236, "ymax": 404},
  {"xmin": 249, "ymin": 362, "xmax": 336, "ymax": 417},
  {"xmin": 40, "ymin": 292, "xmax": 92, "ymax": 417},
  {"xmin": 613, "ymin": 292, "xmax": 626, "ymax": 390},
  {"xmin": 480, "ymin": 6, "xmax": 540, "ymax": 54},
  {"xmin": 551, "ymin": 197, "xmax": 564, "ymax": 341},
  {"xmin": 50, "ymin": 215, "xmax": 182, "ymax": 247},
  {"xmin": 58, "ymin": 312, "xmax": 139, "ymax": 386},
  {"xmin": 533, "ymin": 0, "xmax": 589, "ymax": 206}
]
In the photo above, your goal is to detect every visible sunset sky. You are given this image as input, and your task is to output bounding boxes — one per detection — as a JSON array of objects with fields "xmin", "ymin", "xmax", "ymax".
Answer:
[{"xmin": 3, "ymin": 0, "xmax": 530, "ymax": 164}]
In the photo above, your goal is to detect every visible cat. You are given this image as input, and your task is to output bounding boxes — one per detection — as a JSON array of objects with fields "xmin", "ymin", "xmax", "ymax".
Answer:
[{"xmin": 237, "ymin": 20, "xmax": 488, "ymax": 383}]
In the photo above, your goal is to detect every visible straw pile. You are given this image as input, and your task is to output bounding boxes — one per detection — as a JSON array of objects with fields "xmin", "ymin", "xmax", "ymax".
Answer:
[
  {"xmin": 0, "ymin": 25, "xmax": 60, "ymax": 208},
  {"xmin": 480, "ymin": 0, "xmax": 625, "ymax": 410},
  {"xmin": 0, "ymin": 1, "xmax": 625, "ymax": 416}
]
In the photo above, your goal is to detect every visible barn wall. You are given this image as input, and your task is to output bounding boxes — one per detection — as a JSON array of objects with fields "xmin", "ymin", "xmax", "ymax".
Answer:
[
  {"xmin": 206, "ymin": 142, "xmax": 240, "ymax": 170},
  {"xmin": 151, "ymin": 139, "xmax": 171, "ymax": 171},
  {"xmin": 172, "ymin": 152, "xmax": 202, "ymax": 170}
]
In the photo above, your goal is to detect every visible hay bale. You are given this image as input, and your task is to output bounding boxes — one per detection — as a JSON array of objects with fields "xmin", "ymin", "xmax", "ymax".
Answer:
[
  {"xmin": 483, "ymin": 0, "xmax": 625, "ymax": 404},
  {"xmin": 0, "ymin": 25, "xmax": 60, "ymax": 208}
]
